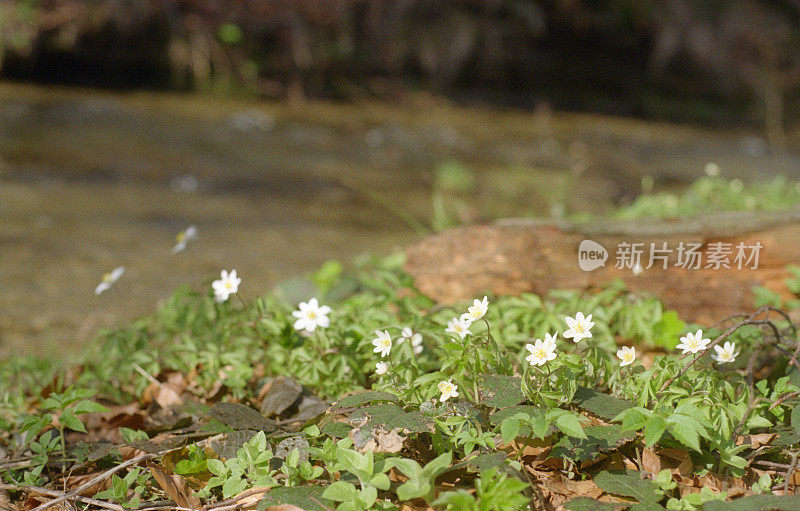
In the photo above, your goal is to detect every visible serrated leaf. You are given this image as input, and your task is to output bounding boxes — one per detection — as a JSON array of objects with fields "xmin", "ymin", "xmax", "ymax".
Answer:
[
  {"xmin": 555, "ymin": 413, "xmax": 587, "ymax": 439},
  {"xmin": 564, "ymin": 497, "xmax": 620, "ymax": 511},
  {"xmin": 206, "ymin": 403, "xmax": 276, "ymax": 432},
  {"xmin": 667, "ymin": 414, "xmax": 702, "ymax": 452},
  {"xmin": 644, "ymin": 416, "xmax": 666, "ymax": 447},
  {"xmin": 550, "ymin": 425, "xmax": 635, "ymax": 462},
  {"xmin": 594, "ymin": 470, "xmax": 664, "ymax": 504},
  {"xmin": 704, "ymin": 495, "xmax": 800, "ymax": 511},
  {"xmin": 478, "ymin": 375, "xmax": 526, "ymax": 408},
  {"xmin": 333, "ymin": 391, "xmax": 399, "ymax": 411},
  {"xmin": 59, "ymin": 409, "xmax": 86, "ymax": 433},
  {"xmin": 446, "ymin": 452, "xmax": 506, "ymax": 474},
  {"xmin": 573, "ymin": 387, "xmax": 634, "ymax": 420}
]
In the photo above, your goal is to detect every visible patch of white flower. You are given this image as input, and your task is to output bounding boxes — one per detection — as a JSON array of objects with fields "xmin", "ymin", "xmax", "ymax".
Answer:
[
  {"xmin": 372, "ymin": 330, "xmax": 393, "ymax": 358},
  {"xmin": 525, "ymin": 332, "xmax": 558, "ymax": 366},
  {"xmin": 712, "ymin": 341, "xmax": 738, "ymax": 364},
  {"xmin": 438, "ymin": 379, "xmax": 459, "ymax": 402},
  {"xmin": 563, "ymin": 312, "xmax": 594, "ymax": 343},
  {"xmin": 676, "ymin": 330, "xmax": 710, "ymax": 355},
  {"xmin": 291, "ymin": 298, "xmax": 331, "ymax": 332},
  {"xmin": 212, "ymin": 269, "xmax": 241, "ymax": 303},
  {"xmin": 616, "ymin": 346, "xmax": 636, "ymax": 367},
  {"xmin": 95, "ymin": 266, "xmax": 125, "ymax": 295},
  {"xmin": 398, "ymin": 327, "xmax": 424, "ymax": 354},
  {"xmin": 171, "ymin": 225, "xmax": 198, "ymax": 254},
  {"xmin": 461, "ymin": 296, "xmax": 488, "ymax": 323},
  {"xmin": 445, "ymin": 316, "xmax": 473, "ymax": 339},
  {"xmin": 375, "ymin": 362, "xmax": 388, "ymax": 375}
]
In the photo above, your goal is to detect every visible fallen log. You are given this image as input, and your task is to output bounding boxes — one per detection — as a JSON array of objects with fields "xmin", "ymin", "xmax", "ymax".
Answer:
[{"xmin": 404, "ymin": 209, "xmax": 800, "ymax": 324}]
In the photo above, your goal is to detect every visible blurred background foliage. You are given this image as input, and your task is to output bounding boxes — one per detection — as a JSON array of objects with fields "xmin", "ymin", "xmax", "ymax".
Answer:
[{"xmin": 2, "ymin": 0, "xmax": 800, "ymax": 145}]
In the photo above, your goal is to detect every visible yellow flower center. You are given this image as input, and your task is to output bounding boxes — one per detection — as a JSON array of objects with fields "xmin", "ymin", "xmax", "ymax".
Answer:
[
  {"xmin": 102, "ymin": 273, "xmax": 113, "ymax": 282},
  {"xmin": 307, "ymin": 310, "xmax": 317, "ymax": 319},
  {"xmin": 574, "ymin": 324, "xmax": 584, "ymax": 333},
  {"xmin": 225, "ymin": 281, "xmax": 233, "ymax": 289},
  {"xmin": 533, "ymin": 348, "xmax": 545, "ymax": 359}
]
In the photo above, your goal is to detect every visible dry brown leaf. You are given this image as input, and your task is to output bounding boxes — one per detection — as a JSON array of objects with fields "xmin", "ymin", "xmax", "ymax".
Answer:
[
  {"xmin": 260, "ymin": 505, "xmax": 305, "ymax": 511},
  {"xmin": 148, "ymin": 462, "xmax": 201, "ymax": 510},
  {"xmin": 659, "ymin": 448, "xmax": 693, "ymax": 476},
  {"xmin": 231, "ymin": 487, "xmax": 272, "ymax": 508},
  {"xmin": 349, "ymin": 427, "xmax": 407, "ymax": 454},
  {"xmin": 641, "ymin": 447, "xmax": 661, "ymax": 475},
  {"xmin": 736, "ymin": 433, "xmax": 776, "ymax": 449}
]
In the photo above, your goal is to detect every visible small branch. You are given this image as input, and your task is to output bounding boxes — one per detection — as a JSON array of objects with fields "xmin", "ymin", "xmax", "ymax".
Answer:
[
  {"xmin": 768, "ymin": 390, "xmax": 800, "ymax": 411},
  {"xmin": 785, "ymin": 452, "xmax": 798, "ymax": 493},
  {"xmin": 660, "ymin": 317, "xmax": 774, "ymax": 391},
  {"xmin": 30, "ymin": 453, "xmax": 158, "ymax": 511},
  {"xmin": 0, "ymin": 483, "xmax": 124, "ymax": 511}
]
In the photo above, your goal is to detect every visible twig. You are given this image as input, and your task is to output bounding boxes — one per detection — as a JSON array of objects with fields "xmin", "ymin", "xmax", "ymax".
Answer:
[
  {"xmin": 785, "ymin": 452, "xmax": 799, "ymax": 493},
  {"xmin": 203, "ymin": 488, "xmax": 270, "ymax": 510},
  {"xmin": 132, "ymin": 363, "xmax": 163, "ymax": 387},
  {"xmin": 30, "ymin": 453, "xmax": 158, "ymax": 511},
  {"xmin": 752, "ymin": 460, "xmax": 792, "ymax": 470},
  {"xmin": 768, "ymin": 390, "xmax": 800, "ymax": 411},
  {"xmin": 660, "ymin": 313, "xmax": 787, "ymax": 392},
  {"xmin": 0, "ymin": 483, "xmax": 124, "ymax": 511}
]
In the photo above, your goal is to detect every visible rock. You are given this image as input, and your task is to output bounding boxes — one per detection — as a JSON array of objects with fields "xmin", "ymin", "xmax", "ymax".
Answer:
[{"xmin": 404, "ymin": 210, "xmax": 800, "ymax": 324}]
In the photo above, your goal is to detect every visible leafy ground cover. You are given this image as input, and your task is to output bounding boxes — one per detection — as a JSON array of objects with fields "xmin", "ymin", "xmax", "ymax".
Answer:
[{"xmin": 2, "ymin": 252, "xmax": 800, "ymax": 510}]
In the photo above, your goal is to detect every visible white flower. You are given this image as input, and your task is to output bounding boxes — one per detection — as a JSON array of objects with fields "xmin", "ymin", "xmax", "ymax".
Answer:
[
  {"xmin": 375, "ymin": 362, "xmax": 388, "ymax": 375},
  {"xmin": 398, "ymin": 327, "xmax": 424, "ymax": 354},
  {"xmin": 617, "ymin": 346, "xmax": 636, "ymax": 367},
  {"xmin": 712, "ymin": 341, "xmax": 738, "ymax": 364},
  {"xmin": 461, "ymin": 296, "xmax": 489, "ymax": 323},
  {"xmin": 95, "ymin": 266, "xmax": 125, "ymax": 295},
  {"xmin": 563, "ymin": 312, "xmax": 595, "ymax": 343},
  {"xmin": 171, "ymin": 225, "xmax": 198, "ymax": 253},
  {"xmin": 446, "ymin": 316, "xmax": 472, "ymax": 339},
  {"xmin": 438, "ymin": 380, "xmax": 459, "ymax": 402},
  {"xmin": 212, "ymin": 269, "xmax": 241, "ymax": 303},
  {"xmin": 372, "ymin": 330, "xmax": 392, "ymax": 358},
  {"xmin": 291, "ymin": 298, "xmax": 331, "ymax": 332},
  {"xmin": 676, "ymin": 330, "xmax": 711, "ymax": 355},
  {"xmin": 525, "ymin": 332, "xmax": 558, "ymax": 366}
]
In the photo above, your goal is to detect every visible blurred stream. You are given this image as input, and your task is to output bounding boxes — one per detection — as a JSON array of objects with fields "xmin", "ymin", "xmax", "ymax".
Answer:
[{"xmin": 1, "ymin": 83, "xmax": 798, "ymax": 357}]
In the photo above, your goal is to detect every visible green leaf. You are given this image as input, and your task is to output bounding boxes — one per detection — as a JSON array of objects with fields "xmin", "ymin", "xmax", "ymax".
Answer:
[
  {"xmin": 555, "ymin": 413, "xmax": 587, "ymax": 439},
  {"xmin": 652, "ymin": 311, "xmax": 685, "ymax": 350},
  {"xmin": 332, "ymin": 391, "xmax": 399, "ymax": 411},
  {"xmin": 206, "ymin": 459, "xmax": 226, "ymax": 477},
  {"xmin": 594, "ymin": 470, "xmax": 664, "ymax": 504},
  {"xmin": 258, "ymin": 486, "xmax": 331, "ymax": 511},
  {"xmin": 791, "ymin": 405, "xmax": 800, "ymax": 435},
  {"xmin": 206, "ymin": 403, "xmax": 276, "ymax": 432},
  {"xmin": 667, "ymin": 414, "xmax": 703, "ymax": 452},
  {"xmin": 500, "ymin": 418, "xmax": 520, "ymax": 444},
  {"xmin": 573, "ymin": 386, "xmax": 634, "ymax": 420},
  {"xmin": 478, "ymin": 375, "xmax": 526, "ymax": 408},
  {"xmin": 704, "ymin": 495, "xmax": 800, "ymax": 511},
  {"xmin": 564, "ymin": 497, "xmax": 619, "ymax": 511},
  {"xmin": 322, "ymin": 481, "xmax": 358, "ymax": 502},
  {"xmin": 222, "ymin": 476, "xmax": 246, "ymax": 499},
  {"xmin": 616, "ymin": 407, "xmax": 650, "ymax": 431},
  {"xmin": 550, "ymin": 425, "xmax": 635, "ymax": 463},
  {"xmin": 59, "ymin": 410, "xmax": 86, "ymax": 433},
  {"xmin": 644, "ymin": 416, "xmax": 667, "ymax": 447},
  {"xmin": 72, "ymin": 400, "xmax": 110, "ymax": 415}
]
